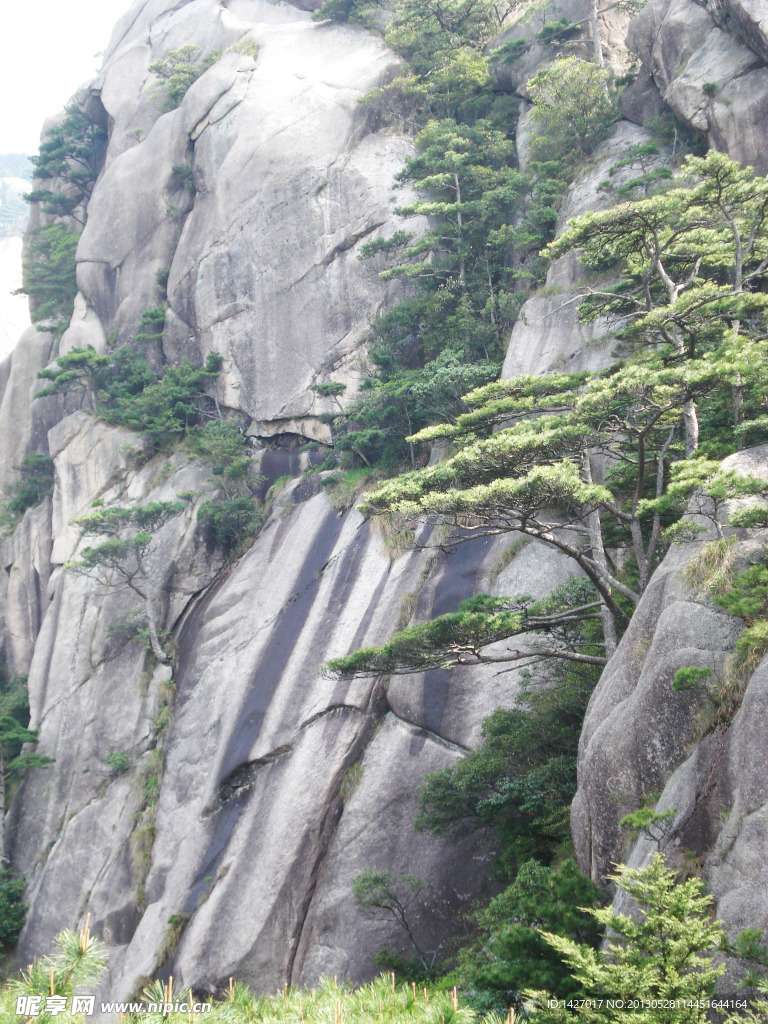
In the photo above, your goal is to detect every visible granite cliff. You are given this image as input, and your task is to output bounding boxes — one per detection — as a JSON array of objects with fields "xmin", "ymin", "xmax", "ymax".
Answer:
[{"xmin": 2, "ymin": 0, "xmax": 768, "ymax": 1001}]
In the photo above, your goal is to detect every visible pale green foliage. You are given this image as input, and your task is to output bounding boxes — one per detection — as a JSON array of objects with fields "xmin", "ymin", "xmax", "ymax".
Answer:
[
  {"xmin": 546, "ymin": 151, "xmax": 768, "ymax": 366},
  {"xmin": 7, "ymin": 924, "xmax": 108, "ymax": 1024},
  {"xmin": 67, "ymin": 502, "xmax": 187, "ymax": 662},
  {"xmin": 526, "ymin": 854, "xmax": 726, "ymax": 1022},
  {"xmin": 619, "ymin": 806, "xmax": 677, "ymax": 849},
  {"xmin": 0, "ymin": 940, "xmax": 498, "ymax": 1024},
  {"xmin": 149, "ymin": 45, "xmax": 222, "ymax": 110},
  {"xmin": 227, "ymin": 37, "xmax": 260, "ymax": 59},
  {"xmin": 526, "ymin": 58, "xmax": 615, "ymax": 167},
  {"xmin": 353, "ymin": 870, "xmax": 436, "ymax": 973}
]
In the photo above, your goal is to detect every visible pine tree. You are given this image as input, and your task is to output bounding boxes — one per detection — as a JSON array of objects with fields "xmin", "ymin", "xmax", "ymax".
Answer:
[
  {"xmin": 526, "ymin": 854, "xmax": 726, "ymax": 1023},
  {"xmin": 66, "ymin": 502, "xmax": 188, "ymax": 662}
]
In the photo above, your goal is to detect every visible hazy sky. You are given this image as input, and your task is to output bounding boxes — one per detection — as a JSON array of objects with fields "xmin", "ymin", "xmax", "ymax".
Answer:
[{"xmin": 0, "ymin": 0, "xmax": 134, "ymax": 155}]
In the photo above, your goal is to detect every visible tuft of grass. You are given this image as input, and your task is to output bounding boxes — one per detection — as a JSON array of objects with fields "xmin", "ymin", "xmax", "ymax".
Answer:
[
  {"xmin": 105, "ymin": 750, "xmax": 131, "ymax": 774},
  {"xmin": 731, "ymin": 619, "xmax": 768, "ymax": 683},
  {"xmin": 397, "ymin": 591, "xmax": 419, "ymax": 630},
  {"xmin": 323, "ymin": 468, "xmax": 380, "ymax": 513},
  {"xmin": 265, "ymin": 475, "xmax": 293, "ymax": 504},
  {"xmin": 370, "ymin": 510, "xmax": 415, "ymax": 559},
  {"xmin": 340, "ymin": 762, "xmax": 362, "ymax": 805},
  {"xmin": 683, "ymin": 537, "xmax": 736, "ymax": 596},
  {"xmin": 227, "ymin": 37, "xmax": 260, "ymax": 59},
  {"xmin": 155, "ymin": 912, "xmax": 191, "ymax": 968},
  {"xmin": 488, "ymin": 538, "xmax": 529, "ymax": 585}
]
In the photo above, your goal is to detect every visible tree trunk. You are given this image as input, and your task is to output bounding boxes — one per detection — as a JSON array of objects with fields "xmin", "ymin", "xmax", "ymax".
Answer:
[
  {"xmin": 0, "ymin": 753, "xmax": 5, "ymax": 865},
  {"xmin": 582, "ymin": 454, "xmax": 618, "ymax": 658},
  {"xmin": 453, "ymin": 171, "xmax": 466, "ymax": 290},
  {"xmin": 145, "ymin": 591, "xmax": 169, "ymax": 663},
  {"xmin": 683, "ymin": 399, "xmax": 700, "ymax": 457},
  {"xmin": 590, "ymin": 0, "xmax": 605, "ymax": 67}
]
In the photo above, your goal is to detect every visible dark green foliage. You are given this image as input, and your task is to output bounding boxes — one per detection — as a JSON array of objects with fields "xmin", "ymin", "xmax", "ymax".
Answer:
[
  {"xmin": 37, "ymin": 341, "xmax": 222, "ymax": 448},
  {"xmin": 0, "ymin": 666, "xmax": 52, "ymax": 957},
  {"xmin": 535, "ymin": 19, "xmax": 578, "ymax": 44},
  {"xmin": 100, "ymin": 352, "xmax": 223, "ymax": 447},
  {"xmin": 91, "ymin": 343, "xmax": 157, "ymax": 410},
  {"xmin": 1, "ymin": 454, "xmax": 54, "ymax": 526},
  {"xmin": 373, "ymin": 949, "xmax": 435, "ymax": 983},
  {"xmin": 722, "ymin": 928, "xmax": 768, "ymax": 988},
  {"xmin": 197, "ymin": 496, "xmax": 263, "ymax": 550},
  {"xmin": 417, "ymin": 654, "xmax": 601, "ymax": 872},
  {"xmin": 21, "ymin": 224, "xmax": 79, "ymax": 338},
  {"xmin": 149, "ymin": 45, "xmax": 222, "ymax": 110},
  {"xmin": 325, "ymin": 579, "xmax": 604, "ymax": 677},
  {"xmin": 0, "ymin": 871, "xmax": 26, "ymax": 950},
  {"xmin": 36, "ymin": 345, "xmax": 112, "ymax": 405},
  {"xmin": 714, "ymin": 560, "xmax": 768, "ymax": 622},
  {"xmin": 188, "ymin": 420, "xmax": 264, "ymax": 551},
  {"xmin": 105, "ymin": 751, "xmax": 131, "ymax": 774},
  {"xmin": 170, "ymin": 163, "xmax": 195, "ymax": 194},
  {"xmin": 527, "ymin": 855, "xmax": 726, "ymax": 1021},
  {"xmin": 72, "ymin": 501, "xmax": 186, "ymax": 538},
  {"xmin": 26, "ymin": 104, "xmax": 106, "ymax": 222},
  {"xmin": 456, "ymin": 859, "xmax": 603, "ymax": 1011},
  {"xmin": 133, "ymin": 307, "xmax": 166, "ymax": 345},
  {"xmin": 670, "ymin": 666, "xmax": 712, "ymax": 692},
  {"xmin": 0, "ymin": 672, "xmax": 52, "ymax": 796},
  {"xmin": 325, "ymin": 4, "xmax": 625, "ymax": 471},
  {"xmin": 311, "ymin": 382, "xmax": 347, "ymax": 398},
  {"xmin": 331, "ymin": 353, "xmax": 499, "ymax": 469},
  {"xmin": 186, "ymin": 419, "xmax": 250, "ymax": 487},
  {"xmin": 155, "ymin": 267, "xmax": 170, "ymax": 300}
]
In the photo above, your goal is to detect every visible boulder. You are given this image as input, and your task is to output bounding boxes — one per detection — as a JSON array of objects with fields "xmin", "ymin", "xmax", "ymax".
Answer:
[{"xmin": 627, "ymin": 0, "xmax": 768, "ymax": 170}]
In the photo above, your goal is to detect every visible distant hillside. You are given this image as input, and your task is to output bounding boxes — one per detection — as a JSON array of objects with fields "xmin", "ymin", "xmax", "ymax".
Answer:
[
  {"xmin": 0, "ymin": 154, "xmax": 32, "ymax": 180},
  {"xmin": 0, "ymin": 237, "xmax": 29, "ymax": 359},
  {"xmin": 0, "ymin": 154, "xmax": 31, "ymax": 238}
]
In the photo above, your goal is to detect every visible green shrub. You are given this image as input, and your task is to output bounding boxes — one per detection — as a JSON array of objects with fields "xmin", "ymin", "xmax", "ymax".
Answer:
[
  {"xmin": 670, "ymin": 666, "xmax": 713, "ymax": 692},
  {"xmin": 226, "ymin": 37, "xmax": 260, "ymax": 59},
  {"xmin": 197, "ymin": 496, "xmax": 263, "ymax": 550},
  {"xmin": 186, "ymin": 419, "xmax": 250, "ymax": 485},
  {"xmin": 21, "ymin": 224, "xmax": 79, "ymax": 338},
  {"xmin": 456, "ymin": 859, "xmax": 603, "ymax": 1012},
  {"xmin": 99, "ymin": 352, "xmax": 223, "ymax": 448},
  {"xmin": 25, "ymin": 104, "xmax": 106, "ymax": 224},
  {"xmin": 526, "ymin": 58, "xmax": 616, "ymax": 168},
  {"xmin": 37, "ymin": 342, "xmax": 219, "ymax": 450},
  {"xmin": 134, "ymin": 307, "xmax": 166, "ymax": 344},
  {"xmin": 527, "ymin": 855, "xmax": 726, "ymax": 1021},
  {"xmin": 0, "ymin": 871, "xmax": 26, "ymax": 950},
  {"xmin": 1, "ymin": 454, "xmax": 54, "ymax": 528},
  {"xmin": 149, "ymin": 45, "xmax": 222, "ymax": 110},
  {"xmin": 170, "ymin": 163, "xmax": 194, "ymax": 194},
  {"xmin": 105, "ymin": 751, "xmax": 131, "ymax": 774}
]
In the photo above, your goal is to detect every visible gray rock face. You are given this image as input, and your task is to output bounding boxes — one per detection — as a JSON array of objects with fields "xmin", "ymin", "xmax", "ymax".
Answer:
[
  {"xmin": 627, "ymin": 0, "xmax": 768, "ymax": 170},
  {"xmin": 502, "ymin": 120, "xmax": 667, "ymax": 380},
  {"xmin": 491, "ymin": 0, "xmax": 631, "ymax": 94},
  {"xmin": 6, "ymin": 0, "xmax": 768, "ymax": 1001},
  {"xmin": 10, "ymin": 416, "xmax": 565, "ymax": 994},
  {"xmin": 70, "ymin": 0, "xmax": 421, "ymax": 438},
  {"xmin": 572, "ymin": 444, "xmax": 768, "ymax": 952}
]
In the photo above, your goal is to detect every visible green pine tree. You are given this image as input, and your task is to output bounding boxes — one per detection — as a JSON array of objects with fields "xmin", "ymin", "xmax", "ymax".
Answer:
[{"xmin": 527, "ymin": 854, "xmax": 726, "ymax": 1023}]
